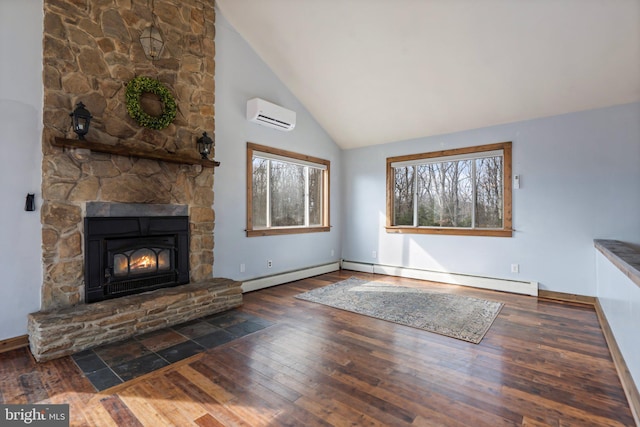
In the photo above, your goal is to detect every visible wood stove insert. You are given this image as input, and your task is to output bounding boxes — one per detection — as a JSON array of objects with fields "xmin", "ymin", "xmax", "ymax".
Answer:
[{"xmin": 84, "ymin": 216, "xmax": 189, "ymax": 303}]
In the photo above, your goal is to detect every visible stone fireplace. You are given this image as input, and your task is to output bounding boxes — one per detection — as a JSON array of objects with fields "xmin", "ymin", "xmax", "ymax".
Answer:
[
  {"xmin": 40, "ymin": 0, "xmax": 218, "ymax": 311},
  {"xmin": 28, "ymin": 1, "xmax": 242, "ymax": 362}
]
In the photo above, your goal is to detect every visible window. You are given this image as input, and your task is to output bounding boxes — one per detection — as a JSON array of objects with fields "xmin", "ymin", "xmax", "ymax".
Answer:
[
  {"xmin": 247, "ymin": 143, "xmax": 330, "ymax": 237},
  {"xmin": 386, "ymin": 142, "xmax": 512, "ymax": 237}
]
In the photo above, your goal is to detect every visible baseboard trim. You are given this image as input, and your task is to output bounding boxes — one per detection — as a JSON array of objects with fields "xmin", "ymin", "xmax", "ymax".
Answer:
[
  {"xmin": 341, "ymin": 261, "xmax": 538, "ymax": 296},
  {"xmin": 539, "ymin": 290, "xmax": 639, "ymax": 426},
  {"xmin": 538, "ymin": 290, "xmax": 596, "ymax": 305},
  {"xmin": 0, "ymin": 335, "xmax": 29, "ymax": 354},
  {"xmin": 241, "ymin": 262, "xmax": 341, "ymax": 293},
  {"xmin": 594, "ymin": 299, "xmax": 640, "ymax": 427}
]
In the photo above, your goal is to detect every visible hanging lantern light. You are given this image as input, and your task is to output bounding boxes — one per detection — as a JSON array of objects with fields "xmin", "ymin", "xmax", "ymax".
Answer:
[{"xmin": 140, "ymin": 25, "xmax": 164, "ymax": 61}]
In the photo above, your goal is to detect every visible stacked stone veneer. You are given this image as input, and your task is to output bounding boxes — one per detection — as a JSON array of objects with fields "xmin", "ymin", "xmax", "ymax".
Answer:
[
  {"xmin": 41, "ymin": 0, "xmax": 216, "ymax": 310},
  {"xmin": 30, "ymin": 0, "xmax": 234, "ymax": 359},
  {"xmin": 28, "ymin": 278, "xmax": 242, "ymax": 362}
]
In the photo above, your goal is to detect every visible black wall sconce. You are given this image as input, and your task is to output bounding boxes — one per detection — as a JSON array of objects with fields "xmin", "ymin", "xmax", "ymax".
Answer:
[
  {"xmin": 197, "ymin": 132, "xmax": 214, "ymax": 160},
  {"xmin": 25, "ymin": 194, "xmax": 35, "ymax": 211},
  {"xmin": 70, "ymin": 102, "xmax": 92, "ymax": 140}
]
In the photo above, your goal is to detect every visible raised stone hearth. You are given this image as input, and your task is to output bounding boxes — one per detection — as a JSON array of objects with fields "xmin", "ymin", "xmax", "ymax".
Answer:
[{"xmin": 28, "ymin": 278, "xmax": 242, "ymax": 362}]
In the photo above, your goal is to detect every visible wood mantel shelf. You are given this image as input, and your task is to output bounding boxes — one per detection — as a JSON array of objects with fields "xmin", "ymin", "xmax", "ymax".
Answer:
[{"xmin": 52, "ymin": 137, "xmax": 221, "ymax": 168}]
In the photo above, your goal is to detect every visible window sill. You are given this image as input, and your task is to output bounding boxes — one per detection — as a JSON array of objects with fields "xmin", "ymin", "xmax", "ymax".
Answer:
[
  {"xmin": 247, "ymin": 226, "xmax": 331, "ymax": 237},
  {"xmin": 385, "ymin": 226, "xmax": 513, "ymax": 237}
]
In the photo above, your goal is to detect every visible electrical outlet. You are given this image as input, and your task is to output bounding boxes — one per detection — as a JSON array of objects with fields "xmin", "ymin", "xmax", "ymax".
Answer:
[
  {"xmin": 372, "ymin": 250, "xmax": 377, "ymax": 259},
  {"xmin": 511, "ymin": 263, "xmax": 519, "ymax": 273},
  {"xmin": 267, "ymin": 260, "xmax": 273, "ymax": 268},
  {"xmin": 331, "ymin": 249, "xmax": 335, "ymax": 257},
  {"xmin": 240, "ymin": 263, "xmax": 245, "ymax": 273}
]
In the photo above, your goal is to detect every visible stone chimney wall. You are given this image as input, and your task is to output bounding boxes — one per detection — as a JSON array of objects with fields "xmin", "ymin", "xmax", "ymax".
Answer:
[{"xmin": 41, "ymin": 0, "xmax": 215, "ymax": 310}]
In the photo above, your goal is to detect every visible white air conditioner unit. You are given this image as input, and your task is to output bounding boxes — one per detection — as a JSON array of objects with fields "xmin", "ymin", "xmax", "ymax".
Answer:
[{"xmin": 246, "ymin": 98, "xmax": 296, "ymax": 131}]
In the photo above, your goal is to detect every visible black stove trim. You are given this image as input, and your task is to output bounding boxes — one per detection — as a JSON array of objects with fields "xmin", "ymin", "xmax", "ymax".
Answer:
[{"xmin": 84, "ymin": 216, "xmax": 189, "ymax": 303}]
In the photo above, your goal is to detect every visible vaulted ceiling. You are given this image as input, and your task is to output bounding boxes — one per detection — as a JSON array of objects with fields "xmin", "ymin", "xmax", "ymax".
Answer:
[{"xmin": 216, "ymin": 0, "xmax": 640, "ymax": 149}]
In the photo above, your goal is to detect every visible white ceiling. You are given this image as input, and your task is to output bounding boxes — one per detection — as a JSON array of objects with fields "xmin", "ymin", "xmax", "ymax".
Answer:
[{"xmin": 216, "ymin": 0, "xmax": 640, "ymax": 149}]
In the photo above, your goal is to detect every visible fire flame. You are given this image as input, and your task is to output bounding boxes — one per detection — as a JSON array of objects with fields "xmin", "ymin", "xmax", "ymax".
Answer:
[
  {"xmin": 131, "ymin": 255, "xmax": 155, "ymax": 271},
  {"xmin": 113, "ymin": 248, "xmax": 170, "ymax": 277}
]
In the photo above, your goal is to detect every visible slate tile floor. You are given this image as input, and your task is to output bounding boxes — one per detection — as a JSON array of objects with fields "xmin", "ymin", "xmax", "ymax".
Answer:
[{"xmin": 71, "ymin": 310, "xmax": 273, "ymax": 391}]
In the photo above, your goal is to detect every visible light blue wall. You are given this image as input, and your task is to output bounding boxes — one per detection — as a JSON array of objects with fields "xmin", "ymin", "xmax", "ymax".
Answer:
[
  {"xmin": 341, "ymin": 102, "xmax": 640, "ymax": 295},
  {"xmin": 213, "ymin": 10, "xmax": 343, "ymax": 281},
  {"xmin": 0, "ymin": 0, "xmax": 43, "ymax": 340},
  {"xmin": 596, "ymin": 250, "xmax": 640, "ymax": 390}
]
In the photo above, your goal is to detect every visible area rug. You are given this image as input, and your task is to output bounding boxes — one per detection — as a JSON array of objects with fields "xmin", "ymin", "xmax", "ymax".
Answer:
[{"xmin": 295, "ymin": 277, "xmax": 503, "ymax": 344}]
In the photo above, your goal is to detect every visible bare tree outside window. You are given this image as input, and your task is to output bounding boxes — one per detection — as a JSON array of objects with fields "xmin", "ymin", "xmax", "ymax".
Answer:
[
  {"xmin": 270, "ymin": 160, "xmax": 305, "ymax": 226},
  {"xmin": 308, "ymin": 167, "xmax": 323, "ymax": 226},
  {"xmin": 246, "ymin": 143, "xmax": 330, "ymax": 237},
  {"xmin": 386, "ymin": 142, "xmax": 512, "ymax": 237},
  {"xmin": 475, "ymin": 156, "xmax": 503, "ymax": 228},
  {"xmin": 416, "ymin": 160, "xmax": 473, "ymax": 227},
  {"xmin": 394, "ymin": 166, "xmax": 414, "ymax": 226},
  {"xmin": 252, "ymin": 158, "xmax": 268, "ymax": 228}
]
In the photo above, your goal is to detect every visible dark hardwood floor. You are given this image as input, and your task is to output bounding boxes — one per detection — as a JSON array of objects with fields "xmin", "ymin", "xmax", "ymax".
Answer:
[{"xmin": 0, "ymin": 270, "xmax": 634, "ymax": 426}]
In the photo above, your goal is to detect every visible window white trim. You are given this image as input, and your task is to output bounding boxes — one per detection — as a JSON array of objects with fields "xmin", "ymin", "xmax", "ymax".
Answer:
[
  {"xmin": 390, "ymin": 149, "xmax": 504, "ymax": 168},
  {"xmin": 252, "ymin": 150, "xmax": 328, "ymax": 170}
]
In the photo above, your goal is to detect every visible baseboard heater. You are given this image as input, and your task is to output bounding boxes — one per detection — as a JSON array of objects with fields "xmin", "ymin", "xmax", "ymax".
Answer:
[
  {"xmin": 241, "ymin": 262, "xmax": 341, "ymax": 293},
  {"xmin": 341, "ymin": 261, "xmax": 538, "ymax": 296}
]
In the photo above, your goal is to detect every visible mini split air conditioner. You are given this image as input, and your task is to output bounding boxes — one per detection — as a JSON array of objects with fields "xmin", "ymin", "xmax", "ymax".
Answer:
[{"xmin": 246, "ymin": 98, "xmax": 296, "ymax": 131}]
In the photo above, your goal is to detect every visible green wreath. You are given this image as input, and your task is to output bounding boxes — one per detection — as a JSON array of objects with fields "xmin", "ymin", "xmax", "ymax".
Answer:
[{"xmin": 125, "ymin": 76, "xmax": 177, "ymax": 130}]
